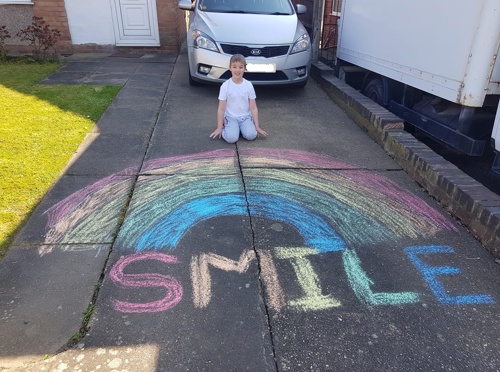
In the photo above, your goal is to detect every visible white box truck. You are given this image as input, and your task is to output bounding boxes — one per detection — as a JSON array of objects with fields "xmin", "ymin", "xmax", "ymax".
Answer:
[{"xmin": 335, "ymin": 0, "xmax": 500, "ymax": 173}]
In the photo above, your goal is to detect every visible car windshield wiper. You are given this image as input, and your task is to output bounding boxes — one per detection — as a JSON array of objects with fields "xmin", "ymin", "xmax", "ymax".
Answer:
[
  {"xmin": 268, "ymin": 12, "xmax": 291, "ymax": 15},
  {"xmin": 220, "ymin": 10, "xmax": 248, "ymax": 13}
]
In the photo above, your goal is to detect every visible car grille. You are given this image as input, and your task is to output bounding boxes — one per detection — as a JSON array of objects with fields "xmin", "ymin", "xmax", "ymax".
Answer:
[
  {"xmin": 220, "ymin": 44, "xmax": 290, "ymax": 58},
  {"xmin": 220, "ymin": 71, "xmax": 288, "ymax": 81}
]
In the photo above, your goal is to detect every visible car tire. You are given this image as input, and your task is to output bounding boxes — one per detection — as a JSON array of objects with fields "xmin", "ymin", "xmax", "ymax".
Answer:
[
  {"xmin": 187, "ymin": 60, "xmax": 202, "ymax": 86},
  {"xmin": 294, "ymin": 80, "xmax": 308, "ymax": 88},
  {"xmin": 188, "ymin": 70, "xmax": 202, "ymax": 86}
]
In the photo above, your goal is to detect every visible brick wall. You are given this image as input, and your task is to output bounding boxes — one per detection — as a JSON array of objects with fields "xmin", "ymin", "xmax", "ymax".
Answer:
[
  {"xmin": 33, "ymin": 0, "xmax": 72, "ymax": 51},
  {"xmin": 157, "ymin": 0, "xmax": 187, "ymax": 53},
  {"xmin": 4, "ymin": 0, "xmax": 186, "ymax": 55},
  {"xmin": 322, "ymin": 0, "xmax": 340, "ymax": 49}
]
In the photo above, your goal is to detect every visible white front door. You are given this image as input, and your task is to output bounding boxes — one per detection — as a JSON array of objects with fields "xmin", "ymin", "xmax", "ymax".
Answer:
[{"xmin": 110, "ymin": 0, "xmax": 160, "ymax": 46}]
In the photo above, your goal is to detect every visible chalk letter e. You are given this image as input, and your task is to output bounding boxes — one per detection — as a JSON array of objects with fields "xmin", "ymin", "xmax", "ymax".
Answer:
[
  {"xmin": 405, "ymin": 246, "xmax": 495, "ymax": 305},
  {"xmin": 110, "ymin": 252, "xmax": 183, "ymax": 313}
]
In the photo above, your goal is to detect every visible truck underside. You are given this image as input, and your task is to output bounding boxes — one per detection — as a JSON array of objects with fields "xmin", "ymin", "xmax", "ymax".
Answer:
[{"xmin": 337, "ymin": 64, "xmax": 500, "ymax": 174}]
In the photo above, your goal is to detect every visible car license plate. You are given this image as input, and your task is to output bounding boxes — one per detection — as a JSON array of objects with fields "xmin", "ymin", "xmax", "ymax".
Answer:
[{"xmin": 246, "ymin": 63, "xmax": 276, "ymax": 73}]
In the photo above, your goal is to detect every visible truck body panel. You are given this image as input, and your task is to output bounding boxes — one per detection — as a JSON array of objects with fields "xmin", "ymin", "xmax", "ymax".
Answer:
[
  {"xmin": 337, "ymin": 0, "xmax": 500, "ymax": 106},
  {"xmin": 336, "ymin": 0, "xmax": 500, "ymax": 171}
]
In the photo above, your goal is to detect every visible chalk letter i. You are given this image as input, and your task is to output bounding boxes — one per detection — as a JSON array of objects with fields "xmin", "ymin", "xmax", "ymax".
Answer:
[{"xmin": 274, "ymin": 247, "xmax": 341, "ymax": 311}]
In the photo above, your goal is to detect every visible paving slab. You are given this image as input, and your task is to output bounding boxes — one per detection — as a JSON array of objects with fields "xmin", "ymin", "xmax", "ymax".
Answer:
[
  {"xmin": 56, "ymin": 62, "xmax": 102, "ymax": 73},
  {"xmin": 143, "ymin": 100, "xmax": 236, "ymax": 161},
  {"xmin": 63, "ymin": 133, "xmax": 150, "ymax": 176},
  {"xmin": 125, "ymin": 73, "xmax": 172, "ymax": 91},
  {"xmin": 134, "ymin": 61, "xmax": 176, "ymax": 75},
  {"xmin": 93, "ymin": 61, "xmax": 140, "ymax": 75},
  {"xmin": 95, "ymin": 106, "xmax": 159, "ymax": 136},
  {"xmin": 244, "ymin": 85, "xmax": 400, "ymax": 169},
  {"xmin": 81, "ymin": 73, "xmax": 132, "ymax": 86},
  {"xmin": 12, "ymin": 175, "xmax": 135, "ymax": 246},
  {"xmin": 40, "ymin": 60, "xmax": 118, "ymax": 86},
  {"xmin": 20, "ymin": 344, "xmax": 161, "ymax": 372},
  {"xmin": 40, "ymin": 71, "xmax": 91, "ymax": 85},
  {"xmin": 110, "ymin": 87, "xmax": 166, "ymax": 109},
  {"xmin": 0, "ymin": 244, "xmax": 110, "ymax": 369}
]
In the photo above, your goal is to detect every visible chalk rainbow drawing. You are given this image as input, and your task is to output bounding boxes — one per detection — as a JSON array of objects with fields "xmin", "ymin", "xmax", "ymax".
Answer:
[
  {"xmin": 43, "ymin": 148, "xmax": 456, "ymax": 250},
  {"xmin": 41, "ymin": 148, "xmax": 488, "ymax": 312}
]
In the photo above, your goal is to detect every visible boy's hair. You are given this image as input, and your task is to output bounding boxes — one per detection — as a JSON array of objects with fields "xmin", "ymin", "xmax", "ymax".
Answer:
[{"xmin": 230, "ymin": 54, "xmax": 246, "ymax": 67}]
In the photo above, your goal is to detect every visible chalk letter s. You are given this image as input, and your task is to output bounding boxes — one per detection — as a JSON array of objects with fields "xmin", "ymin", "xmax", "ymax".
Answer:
[{"xmin": 110, "ymin": 252, "xmax": 183, "ymax": 313}]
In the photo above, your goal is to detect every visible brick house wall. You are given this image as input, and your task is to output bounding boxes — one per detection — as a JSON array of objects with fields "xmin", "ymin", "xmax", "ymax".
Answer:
[
  {"xmin": 2, "ymin": 0, "xmax": 187, "ymax": 55},
  {"xmin": 157, "ymin": 0, "xmax": 188, "ymax": 54},
  {"xmin": 322, "ymin": 0, "xmax": 340, "ymax": 49},
  {"xmin": 290, "ymin": 0, "xmax": 341, "ymax": 48},
  {"xmin": 33, "ymin": 0, "xmax": 72, "ymax": 51}
]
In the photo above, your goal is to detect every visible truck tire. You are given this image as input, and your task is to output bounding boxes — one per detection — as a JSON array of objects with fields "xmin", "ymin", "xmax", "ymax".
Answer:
[{"xmin": 363, "ymin": 78, "xmax": 385, "ymax": 106}]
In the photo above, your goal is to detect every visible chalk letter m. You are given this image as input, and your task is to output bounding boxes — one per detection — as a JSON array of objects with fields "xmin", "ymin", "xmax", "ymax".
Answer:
[{"xmin": 191, "ymin": 250, "xmax": 257, "ymax": 308}]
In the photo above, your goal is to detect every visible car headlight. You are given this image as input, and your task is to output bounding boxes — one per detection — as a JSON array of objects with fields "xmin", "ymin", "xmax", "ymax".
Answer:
[
  {"xmin": 290, "ymin": 33, "xmax": 310, "ymax": 54},
  {"xmin": 192, "ymin": 30, "xmax": 219, "ymax": 52}
]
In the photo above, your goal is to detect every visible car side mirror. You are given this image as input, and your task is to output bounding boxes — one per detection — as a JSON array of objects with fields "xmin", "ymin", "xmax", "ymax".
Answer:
[
  {"xmin": 296, "ymin": 4, "xmax": 307, "ymax": 14},
  {"xmin": 179, "ymin": 0, "xmax": 194, "ymax": 11}
]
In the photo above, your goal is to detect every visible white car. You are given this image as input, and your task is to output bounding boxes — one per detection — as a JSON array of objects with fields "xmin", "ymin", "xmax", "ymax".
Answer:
[{"xmin": 178, "ymin": 0, "xmax": 312, "ymax": 87}]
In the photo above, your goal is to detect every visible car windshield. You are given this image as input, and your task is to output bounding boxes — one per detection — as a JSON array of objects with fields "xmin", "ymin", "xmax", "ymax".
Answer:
[{"xmin": 197, "ymin": 0, "xmax": 293, "ymax": 15}]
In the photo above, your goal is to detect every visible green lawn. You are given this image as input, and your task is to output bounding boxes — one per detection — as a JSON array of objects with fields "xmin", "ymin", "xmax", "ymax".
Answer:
[{"xmin": 0, "ymin": 62, "xmax": 121, "ymax": 259}]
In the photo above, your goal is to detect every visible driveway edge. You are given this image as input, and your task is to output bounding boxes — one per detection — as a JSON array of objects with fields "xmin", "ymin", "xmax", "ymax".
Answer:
[{"xmin": 311, "ymin": 61, "xmax": 500, "ymax": 260}]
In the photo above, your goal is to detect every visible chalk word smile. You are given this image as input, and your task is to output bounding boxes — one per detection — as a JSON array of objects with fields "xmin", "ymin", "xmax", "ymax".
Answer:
[{"xmin": 109, "ymin": 245, "xmax": 495, "ymax": 314}]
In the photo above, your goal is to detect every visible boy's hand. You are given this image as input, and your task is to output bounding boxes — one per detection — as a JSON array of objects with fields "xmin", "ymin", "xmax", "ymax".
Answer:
[
  {"xmin": 257, "ymin": 127, "xmax": 268, "ymax": 137},
  {"xmin": 210, "ymin": 127, "xmax": 223, "ymax": 139}
]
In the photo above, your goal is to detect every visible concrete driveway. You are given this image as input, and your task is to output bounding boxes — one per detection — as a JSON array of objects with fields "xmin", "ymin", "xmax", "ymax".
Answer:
[{"xmin": 1, "ymin": 52, "xmax": 499, "ymax": 371}]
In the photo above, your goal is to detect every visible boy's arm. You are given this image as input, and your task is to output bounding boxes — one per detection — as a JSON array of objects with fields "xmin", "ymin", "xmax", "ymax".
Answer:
[
  {"xmin": 249, "ymin": 99, "xmax": 267, "ymax": 137},
  {"xmin": 249, "ymin": 99, "xmax": 259, "ymax": 127},
  {"xmin": 217, "ymin": 99, "xmax": 226, "ymax": 127},
  {"xmin": 210, "ymin": 100, "xmax": 226, "ymax": 139}
]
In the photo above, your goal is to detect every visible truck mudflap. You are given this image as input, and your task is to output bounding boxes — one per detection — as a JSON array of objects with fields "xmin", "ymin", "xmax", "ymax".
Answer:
[
  {"xmin": 492, "ymin": 104, "xmax": 500, "ymax": 175},
  {"xmin": 492, "ymin": 150, "xmax": 500, "ymax": 175},
  {"xmin": 389, "ymin": 101, "xmax": 486, "ymax": 156}
]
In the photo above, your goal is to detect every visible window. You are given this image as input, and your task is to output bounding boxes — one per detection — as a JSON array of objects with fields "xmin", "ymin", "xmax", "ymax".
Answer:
[
  {"xmin": 330, "ymin": 0, "xmax": 341, "ymax": 17},
  {"xmin": 0, "ymin": 0, "xmax": 34, "ymax": 4}
]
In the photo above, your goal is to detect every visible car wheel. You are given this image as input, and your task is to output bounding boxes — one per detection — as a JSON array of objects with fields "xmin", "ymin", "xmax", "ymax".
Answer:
[
  {"xmin": 188, "ymin": 70, "xmax": 202, "ymax": 86},
  {"xmin": 187, "ymin": 59, "xmax": 202, "ymax": 86},
  {"xmin": 294, "ymin": 80, "xmax": 308, "ymax": 88}
]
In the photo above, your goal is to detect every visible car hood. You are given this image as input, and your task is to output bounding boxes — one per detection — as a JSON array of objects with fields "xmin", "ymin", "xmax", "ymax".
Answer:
[{"xmin": 195, "ymin": 11, "xmax": 300, "ymax": 44}]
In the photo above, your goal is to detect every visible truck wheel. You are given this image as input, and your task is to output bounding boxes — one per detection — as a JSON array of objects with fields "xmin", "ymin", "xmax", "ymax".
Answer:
[{"xmin": 364, "ymin": 78, "xmax": 385, "ymax": 106}]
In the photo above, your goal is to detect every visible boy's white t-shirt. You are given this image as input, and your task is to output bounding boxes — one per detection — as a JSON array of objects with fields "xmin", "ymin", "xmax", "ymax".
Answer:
[{"xmin": 218, "ymin": 78, "xmax": 256, "ymax": 118}]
